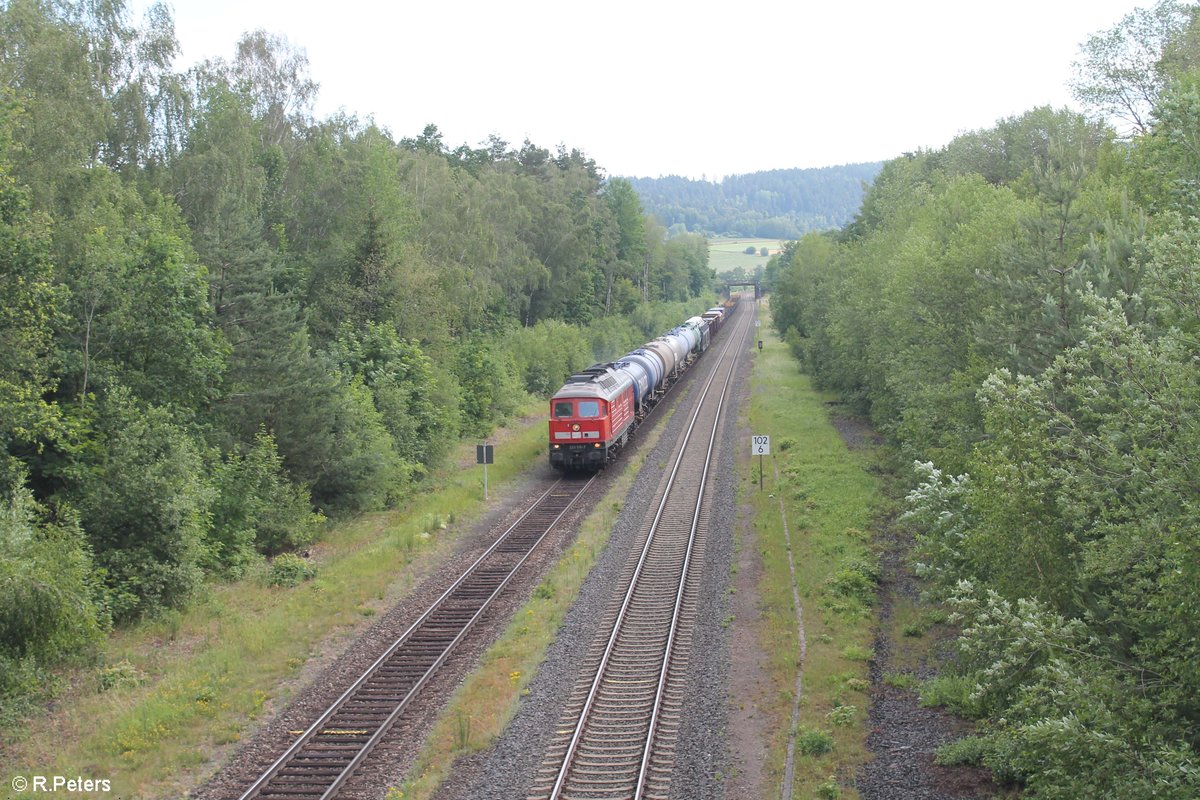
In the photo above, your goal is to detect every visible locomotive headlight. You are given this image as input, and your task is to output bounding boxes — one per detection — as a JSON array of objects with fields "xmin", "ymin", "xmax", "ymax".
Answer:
[
  {"xmin": 572, "ymin": 423, "xmax": 581, "ymax": 432},
  {"xmin": 594, "ymin": 442, "xmax": 601, "ymax": 448},
  {"xmin": 552, "ymin": 444, "xmax": 560, "ymax": 449}
]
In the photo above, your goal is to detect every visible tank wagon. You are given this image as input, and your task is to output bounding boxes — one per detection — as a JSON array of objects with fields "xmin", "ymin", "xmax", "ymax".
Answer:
[{"xmin": 548, "ymin": 301, "xmax": 736, "ymax": 470}]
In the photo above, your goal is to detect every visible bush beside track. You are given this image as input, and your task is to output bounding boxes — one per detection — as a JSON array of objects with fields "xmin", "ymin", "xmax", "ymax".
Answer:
[{"xmin": 1, "ymin": 405, "xmax": 549, "ymax": 799}]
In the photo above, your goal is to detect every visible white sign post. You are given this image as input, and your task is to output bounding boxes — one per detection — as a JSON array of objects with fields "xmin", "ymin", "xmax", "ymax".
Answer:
[{"xmin": 751, "ymin": 435, "xmax": 770, "ymax": 490}]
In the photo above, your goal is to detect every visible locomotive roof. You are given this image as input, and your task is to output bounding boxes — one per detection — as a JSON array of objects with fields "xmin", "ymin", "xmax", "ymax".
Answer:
[{"xmin": 552, "ymin": 363, "xmax": 633, "ymax": 401}]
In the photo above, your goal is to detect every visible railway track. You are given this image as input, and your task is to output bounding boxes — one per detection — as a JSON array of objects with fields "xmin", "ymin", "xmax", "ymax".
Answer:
[
  {"xmin": 529, "ymin": 302, "xmax": 753, "ymax": 800},
  {"xmin": 237, "ymin": 477, "xmax": 594, "ymax": 800}
]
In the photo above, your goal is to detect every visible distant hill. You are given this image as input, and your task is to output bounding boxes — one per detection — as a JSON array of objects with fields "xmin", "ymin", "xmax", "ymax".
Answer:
[{"xmin": 626, "ymin": 163, "xmax": 883, "ymax": 239}]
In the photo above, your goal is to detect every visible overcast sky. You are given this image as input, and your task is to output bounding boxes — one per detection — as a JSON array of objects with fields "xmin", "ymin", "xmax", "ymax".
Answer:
[{"xmin": 149, "ymin": 0, "xmax": 1145, "ymax": 179}]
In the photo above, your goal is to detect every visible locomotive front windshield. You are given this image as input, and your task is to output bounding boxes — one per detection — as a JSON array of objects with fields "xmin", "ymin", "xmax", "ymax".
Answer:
[{"xmin": 553, "ymin": 399, "xmax": 602, "ymax": 419}]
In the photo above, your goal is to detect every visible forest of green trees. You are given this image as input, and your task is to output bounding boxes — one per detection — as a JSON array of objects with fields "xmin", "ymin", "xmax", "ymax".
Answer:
[
  {"xmin": 628, "ymin": 163, "xmax": 882, "ymax": 238},
  {"xmin": 769, "ymin": 2, "xmax": 1199, "ymax": 796},
  {"xmin": 0, "ymin": 0, "xmax": 714, "ymax": 712}
]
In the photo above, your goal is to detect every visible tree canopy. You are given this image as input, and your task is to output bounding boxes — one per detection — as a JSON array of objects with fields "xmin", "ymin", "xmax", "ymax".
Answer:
[
  {"xmin": 628, "ymin": 163, "xmax": 882, "ymax": 238},
  {"xmin": 769, "ymin": 3, "xmax": 1200, "ymax": 793},
  {"xmin": 0, "ymin": 0, "xmax": 716, "ymax": 707}
]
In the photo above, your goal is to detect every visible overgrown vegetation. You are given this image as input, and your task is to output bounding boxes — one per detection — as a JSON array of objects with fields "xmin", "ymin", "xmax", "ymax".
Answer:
[
  {"xmin": 769, "ymin": 2, "xmax": 1200, "ymax": 796},
  {"xmin": 746, "ymin": 322, "xmax": 879, "ymax": 798},
  {"xmin": 0, "ymin": 0, "xmax": 715, "ymax": 717},
  {"xmin": 4, "ymin": 414, "xmax": 548, "ymax": 797}
]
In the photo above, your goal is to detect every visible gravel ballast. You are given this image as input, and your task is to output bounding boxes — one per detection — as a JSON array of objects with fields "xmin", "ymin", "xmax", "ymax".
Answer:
[{"xmin": 439, "ymin": 318, "xmax": 754, "ymax": 800}]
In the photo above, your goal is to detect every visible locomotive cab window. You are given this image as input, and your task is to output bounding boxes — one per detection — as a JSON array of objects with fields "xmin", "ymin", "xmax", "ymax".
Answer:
[
  {"xmin": 553, "ymin": 401, "xmax": 573, "ymax": 418},
  {"xmin": 577, "ymin": 400, "xmax": 601, "ymax": 418}
]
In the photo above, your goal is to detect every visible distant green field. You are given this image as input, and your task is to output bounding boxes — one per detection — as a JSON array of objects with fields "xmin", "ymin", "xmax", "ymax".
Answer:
[{"xmin": 708, "ymin": 237, "xmax": 786, "ymax": 277}]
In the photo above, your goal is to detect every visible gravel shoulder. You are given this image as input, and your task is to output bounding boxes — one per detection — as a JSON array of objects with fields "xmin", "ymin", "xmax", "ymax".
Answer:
[
  {"xmin": 831, "ymin": 413, "xmax": 1007, "ymax": 800},
  {"xmin": 721, "ymin": 370, "xmax": 771, "ymax": 800}
]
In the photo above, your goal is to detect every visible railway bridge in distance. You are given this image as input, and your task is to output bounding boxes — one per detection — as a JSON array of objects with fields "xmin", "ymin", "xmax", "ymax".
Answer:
[{"xmin": 723, "ymin": 279, "xmax": 762, "ymax": 299}]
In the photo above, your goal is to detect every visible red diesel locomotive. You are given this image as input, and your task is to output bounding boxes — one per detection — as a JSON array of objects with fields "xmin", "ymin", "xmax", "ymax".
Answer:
[
  {"xmin": 548, "ymin": 304, "xmax": 732, "ymax": 470},
  {"xmin": 548, "ymin": 364, "xmax": 636, "ymax": 470}
]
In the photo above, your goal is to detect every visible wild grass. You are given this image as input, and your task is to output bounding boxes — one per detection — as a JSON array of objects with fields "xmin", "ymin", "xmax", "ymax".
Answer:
[
  {"xmin": 746, "ymin": 311, "xmax": 881, "ymax": 799},
  {"xmin": 3, "ymin": 398, "xmax": 550, "ymax": 799}
]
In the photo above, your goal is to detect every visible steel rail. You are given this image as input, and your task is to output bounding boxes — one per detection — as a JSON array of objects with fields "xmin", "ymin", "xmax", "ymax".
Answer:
[
  {"xmin": 545, "ymin": 301, "xmax": 753, "ymax": 799},
  {"xmin": 635, "ymin": 308, "xmax": 745, "ymax": 798},
  {"xmin": 239, "ymin": 476, "xmax": 594, "ymax": 800}
]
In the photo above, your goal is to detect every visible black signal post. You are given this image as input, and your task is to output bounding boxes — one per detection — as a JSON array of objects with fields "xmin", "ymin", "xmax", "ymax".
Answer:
[{"xmin": 476, "ymin": 443, "xmax": 494, "ymax": 499}]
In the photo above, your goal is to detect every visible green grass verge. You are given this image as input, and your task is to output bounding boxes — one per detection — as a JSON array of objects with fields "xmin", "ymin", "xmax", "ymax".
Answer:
[
  {"xmin": 2, "ymin": 400, "xmax": 549, "ymax": 800},
  {"xmin": 746, "ymin": 308, "xmax": 881, "ymax": 799}
]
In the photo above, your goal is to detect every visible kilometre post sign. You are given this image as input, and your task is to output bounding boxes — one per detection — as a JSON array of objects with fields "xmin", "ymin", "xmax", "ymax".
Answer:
[{"xmin": 752, "ymin": 435, "xmax": 769, "ymax": 490}]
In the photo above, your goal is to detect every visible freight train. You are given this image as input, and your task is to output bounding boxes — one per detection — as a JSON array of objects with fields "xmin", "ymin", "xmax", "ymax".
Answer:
[{"xmin": 548, "ymin": 302, "xmax": 734, "ymax": 470}]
